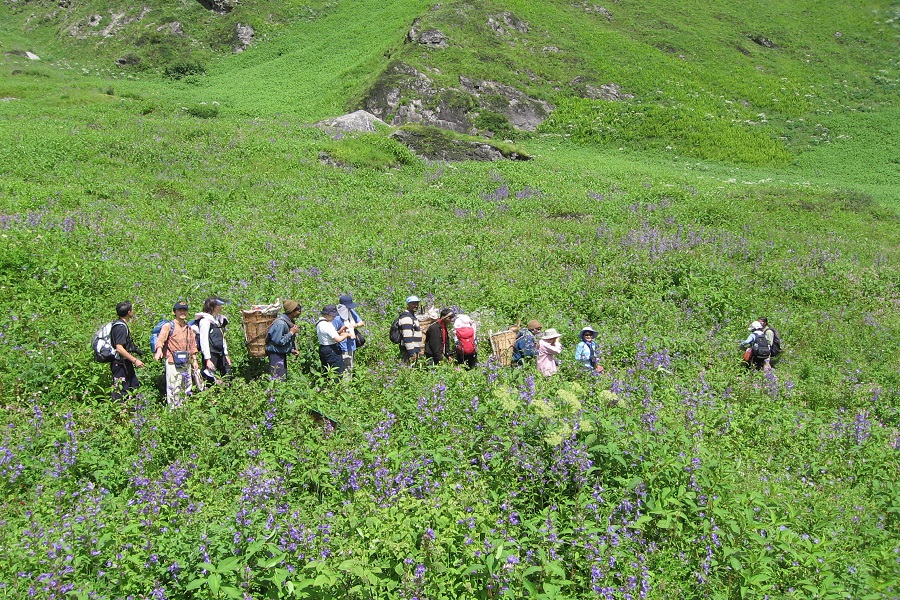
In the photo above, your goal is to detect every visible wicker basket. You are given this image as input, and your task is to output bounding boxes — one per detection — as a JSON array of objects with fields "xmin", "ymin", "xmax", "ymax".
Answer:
[
  {"xmin": 416, "ymin": 315, "xmax": 435, "ymax": 345},
  {"xmin": 489, "ymin": 329, "xmax": 518, "ymax": 367},
  {"xmin": 241, "ymin": 310, "xmax": 277, "ymax": 358}
]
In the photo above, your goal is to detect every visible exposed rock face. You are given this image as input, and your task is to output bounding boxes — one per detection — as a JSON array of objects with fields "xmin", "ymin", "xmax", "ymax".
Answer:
[
  {"xmin": 749, "ymin": 34, "xmax": 778, "ymax": 48},
  {"xmin": 578, "ymin": 3, "xmax": 613, "ymax": 20},
  {"xmin": 196, "ymin": 0, "xmax": 237, "ymax": 13},
  {"xmin": 487, "ymin": 12, "xmax": 529, "ymax": 35},
  {"xmin": 392, "ymin": 128, "xmax": 529, "ymax": 162},
  {"xmin": 6, "ymin": 50, "xmax": 42, "ymax": 61},
  {"xmin": 316, "ymin": 110, "xmax": 388, "ymax": 133},
  {"xmin": 570, "ymin": 78, "xmax": 634, "ymax": 101},
  {"xmin": 407, "ymin": 18, "xmax": 448, "ymax": 48},
  {"xmin": 68, "ymin": 8, "xmax": 150, "ymax": 39},
  {"xmin": 459, "ymin": 77, "xmax": 552, "ymax": 131},
  {"xmin": 156, "ymin": 21, "xmax": 184, "ymax": 35},
  {"xmin": 363, "ymin": 63, "xmax": 473, "ymax": 133},
  {"xmin": 362, "ymin": 62, "xmax": 553, "ymax": 134},
  {"xmin": 233, "ymin": 23, "xmax": 254, "ymax": 53}
]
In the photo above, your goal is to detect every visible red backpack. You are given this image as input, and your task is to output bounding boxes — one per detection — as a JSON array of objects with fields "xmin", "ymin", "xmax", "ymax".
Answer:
[{"xmin": 456, "ymin": 327, "xmax": 476, "ymax": 355}]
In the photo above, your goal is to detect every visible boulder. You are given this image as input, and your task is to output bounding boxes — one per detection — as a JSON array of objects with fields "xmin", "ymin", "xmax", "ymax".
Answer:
[
  {"xmin": 156, "ymin": 21, "xmax": 184, "ymax": 35},
  {"xmin": 316, "ymin": 110, "xmax": 388, "ymax": 133},
  {"xmin": 749, "ymin": 34, "xmax": 778, "ymax": 49}
]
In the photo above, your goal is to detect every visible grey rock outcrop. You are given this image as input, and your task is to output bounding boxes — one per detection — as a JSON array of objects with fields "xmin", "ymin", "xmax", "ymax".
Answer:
[
  {"xmin": 392, "ymin": 128, "xmax": 529, "ymax": 162},
  {"xmin": 196, "ymin": 0, "xmax": 238, "ymax": 13},
  {"xmin": 407, "ymin": 18, "xmax": 448, "ymax": 48},
  {"xmin": 487, "ymin": 12, "xmax": 529, "ymax": 35},
  {"xmin": 233, "ymin": 23, "xmax": 254, "ymax": 53},
  {"xmin": 459, "ymin": 77, "xmax": 552, "ymax": 131},
  {"xmin": 570, "ymin": 78, "xmax": 634, "ymax": 101}
]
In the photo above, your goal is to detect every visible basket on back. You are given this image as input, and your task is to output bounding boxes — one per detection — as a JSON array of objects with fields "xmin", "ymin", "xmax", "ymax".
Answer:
[
  {"xmin": 490, "ymin": 329, "xmax": 518, "ymax": 367},
  {"xmin": 241, "ymin": 310, "xmax": 277, "ymax": 358}
]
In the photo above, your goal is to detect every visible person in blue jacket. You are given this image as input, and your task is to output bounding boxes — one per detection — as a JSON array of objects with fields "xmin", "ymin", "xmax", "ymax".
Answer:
[{"xmin": 265, "ymin": 300, "xmax": 302, "ymax": 380}]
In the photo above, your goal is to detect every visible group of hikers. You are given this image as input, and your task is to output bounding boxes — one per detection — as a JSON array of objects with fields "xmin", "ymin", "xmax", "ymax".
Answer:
[{"xmin": 93, "ymin": 295, "xmax": 781, "ymax": 408}]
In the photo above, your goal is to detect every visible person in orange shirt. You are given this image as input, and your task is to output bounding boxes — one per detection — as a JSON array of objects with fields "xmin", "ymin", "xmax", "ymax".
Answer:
[{"xmin": 154, "ymin": 301, "xmax": 199, "ymax": 408}]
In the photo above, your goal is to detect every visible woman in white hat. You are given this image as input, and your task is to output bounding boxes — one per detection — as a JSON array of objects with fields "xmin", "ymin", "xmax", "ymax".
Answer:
[
  {"xmin": 575, "ymin": 326, "xmax": 603, "ymax": 372},
  {"xmin": 537, "ymin": 328, "xmax": 563, "ymax": 376}
]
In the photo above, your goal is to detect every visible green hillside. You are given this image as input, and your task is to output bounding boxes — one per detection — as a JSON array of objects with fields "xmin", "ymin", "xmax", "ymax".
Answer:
[{"xmin": 0, "ymin": 0, "xmax": 898, "ymax": 598}]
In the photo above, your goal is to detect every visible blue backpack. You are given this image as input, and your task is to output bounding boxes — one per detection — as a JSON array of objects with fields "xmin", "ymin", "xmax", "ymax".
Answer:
[{"xmin": 149, "ymin": 319, "xmax": 173, "ymax": 353}]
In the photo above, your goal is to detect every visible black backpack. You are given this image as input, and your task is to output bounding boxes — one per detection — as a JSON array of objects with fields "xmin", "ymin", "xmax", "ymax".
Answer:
[
  {"xmin": 752, "ymin": 332, "xmax": 771, "ymax": 359},
  {"xmin": 389, "ymin": 316, "xmax": 403, "ymax": 345},
  {"xmin": 767, "ymin": 328, "xmax": 782, "ymax": 357}
]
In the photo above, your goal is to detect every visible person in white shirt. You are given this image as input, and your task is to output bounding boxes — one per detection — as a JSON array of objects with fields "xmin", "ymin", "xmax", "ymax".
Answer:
[{"xmin": 316, "ymin": 305, "xmax": 352, "ymax": 376}]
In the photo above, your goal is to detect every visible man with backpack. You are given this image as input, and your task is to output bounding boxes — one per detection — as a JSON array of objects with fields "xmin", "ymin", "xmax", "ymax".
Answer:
[
  {"xmin": 153, "ymin": 301, "xmax": 199, "ymax": 408},
  {"xmin": 265, "ymin": 300, "xmax": 302, "ymax": 381},
  {"xmin": 512, "ymin": 320, "xmax": 542, "ymax": 366},
  {"xmin": 395, "ymin": 296, "xmax": 423, "ymax": 364},
  {"xmin": 740, "ymin": 320, "xmax": 772, "ymax": 371},
  {"xmin": 758, "ymin": 317, "xmax": 783, "ymax": 363},
  {"xmin": 109, "ymin": 301, "xmax": 144, "ymax": 401}
]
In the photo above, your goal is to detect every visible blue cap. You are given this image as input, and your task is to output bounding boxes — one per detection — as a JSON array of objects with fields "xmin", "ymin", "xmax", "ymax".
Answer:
[
  {"xmin": 339, "ymin": 294, "xmax": 359, "ymax": 309},
  {"xmin": 406, "ymin": 295, "xmax": 420, "ymax": 304}
]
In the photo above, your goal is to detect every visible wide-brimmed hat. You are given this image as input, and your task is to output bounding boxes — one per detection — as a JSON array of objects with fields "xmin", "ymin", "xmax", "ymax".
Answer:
[
  {"xmin": 749, "ymin": 320, "xmax": 762, "ymax": 331},
  {"xmin": 283, "ymin": 300, "xmax": 300, "ymax": 314},
  {"xmin": 541, "ymin": 328, "xmax": 562, "ymax": 340},
  {"xmin": 338, "ymin": 294, "xmax": 359, "ymax": 309},
  {"xmin": 580, "ymin": 326, "xmax": 597, "ymax": 336}
]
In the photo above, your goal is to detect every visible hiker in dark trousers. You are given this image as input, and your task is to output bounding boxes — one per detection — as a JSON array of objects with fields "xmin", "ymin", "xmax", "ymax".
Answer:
[
  {"xmin": 424, "ymin": 308, "xmax": 455, "ymax": 366},
  {"xmin": 316, "ymin": 304, "xmax": 353, "ymax": 377},
  {"xmin": 266, "ymin": 300, "xmax": 302, "ymax": 380},
  {"xmin": 398, "ymin": 296, "xmax": 423, "ymax": 365},
  {"xmin": 758, "ymin": 317, "xmax": 782, "ymax": 365},
  {"xmin": 740, "ymin": 320, "xmax": 771, "ymax": 371},
  {"xmin": 110, "ymin": 301, "xmax": 144, "ymax": 401}
]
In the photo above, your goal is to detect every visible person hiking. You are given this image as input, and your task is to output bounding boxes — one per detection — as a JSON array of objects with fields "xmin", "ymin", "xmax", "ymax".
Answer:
[
  {"xmin": 334, "ymin": 294, "xmax": 365, "ymax": 375},
  {"xmin": 453, "ymin": 314, "xmax": 478, "ymax": 369},
  {"xmin": 397, "ymin": 296, "xmax": 423, "ymax": 364},
  {"xmin": 424, "ymin": 308, "xmax": 455, "ymax": 366},
  {"xmin": 266, "ymin": 300, "xmax": 302, "ymax": 380},
  {"xmin": 154, "ymin": 301, "xmax": 199, "ymax": 408},
  {"xmin": 197, "ymin": 297, "xmax": 231, "ymax": 385},
  {"xmin": 512, "ymin": 320, "xmax": 541, "ymax": 366},
  {"xmin": 537, "ymin": 328, "xmax": 563, "ymax": 376},
  {"xmin": 109, "ymin": 301, "xmax": 144, "ymax": 401},
  {"xmin": 758, "ymin": 317, "xmax": 782, "ymax": 363},
  {"xmin": 316, "ymin": 304, "xmax": 353, "ymax": 377},
  {"xmin": 574, "ymin": 326, "xmax": 604, "ymax": 373},
  {"xmin": 740, "ymin": 320, "xmax": 771, "ymax": 371}
]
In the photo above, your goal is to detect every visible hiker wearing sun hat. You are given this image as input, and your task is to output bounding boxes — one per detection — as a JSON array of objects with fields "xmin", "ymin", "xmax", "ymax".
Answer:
[
  {"xmin": 537, "ymin": 328, "xmax": 563, "ymax": 376},
  {"xmin": 575, "ymin": 326, "xmax": 603, "ymax": 373},
  {"xmin": 739, "ymin": 320, "xmax": 771, "ymax": 371},
  {"xmin": 334, "ymin": 294, "xmax": 365, "ymax": 374}
]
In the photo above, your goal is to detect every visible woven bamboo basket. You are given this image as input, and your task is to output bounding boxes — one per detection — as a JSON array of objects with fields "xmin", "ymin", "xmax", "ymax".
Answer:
[
  {"xmin": 416, "ymin": 316, "xmax": 436, "ymax": 345},
  {"xmin": 241, "ymin": 310, "xmax": 277, "ymax": 358},
  {"xmin": 490, "ymin": 329, "xmax": 518, "ymax": 367}
]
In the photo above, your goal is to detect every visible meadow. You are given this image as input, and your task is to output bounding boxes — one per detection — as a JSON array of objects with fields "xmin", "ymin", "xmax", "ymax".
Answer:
[{"xmin": 1, "ymin": 0, "xmax": 899, "ymax": 597}]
